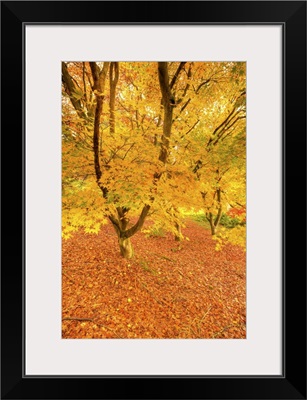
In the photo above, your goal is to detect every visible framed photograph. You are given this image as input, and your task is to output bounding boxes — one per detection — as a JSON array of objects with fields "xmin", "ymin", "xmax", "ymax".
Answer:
[{"xmin": 1, "ymin": 1, "xmax": 306, "ymax": 399}]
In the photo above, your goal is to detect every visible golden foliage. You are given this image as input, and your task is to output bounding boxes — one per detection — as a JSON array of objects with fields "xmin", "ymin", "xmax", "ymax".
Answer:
[{"xmin": 62, "ymin": 61, "xmax": 246, "ymax": 248}]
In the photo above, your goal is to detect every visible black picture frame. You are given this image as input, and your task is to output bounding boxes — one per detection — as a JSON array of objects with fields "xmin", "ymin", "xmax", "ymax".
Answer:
[{"xmin": 1, "ymin": 1, "xmax": 306, "ymax": 399}]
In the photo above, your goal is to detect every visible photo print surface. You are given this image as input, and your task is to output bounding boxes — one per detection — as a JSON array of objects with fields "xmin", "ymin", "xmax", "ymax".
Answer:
[{"xmin": 62, "ymin": 61, "xmax": 246, "ymax": 339}]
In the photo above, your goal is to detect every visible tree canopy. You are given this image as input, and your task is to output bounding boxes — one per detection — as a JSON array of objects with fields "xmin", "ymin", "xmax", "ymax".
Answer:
[{"xmin": 62, "ymin": 61, "xmax": 246, "ymax": 258}]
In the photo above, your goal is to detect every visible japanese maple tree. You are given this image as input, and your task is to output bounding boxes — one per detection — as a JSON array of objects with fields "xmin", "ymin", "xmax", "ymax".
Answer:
[{"xmin": 62, "ymin": 61, "xmax": 246, "ymax": 258}]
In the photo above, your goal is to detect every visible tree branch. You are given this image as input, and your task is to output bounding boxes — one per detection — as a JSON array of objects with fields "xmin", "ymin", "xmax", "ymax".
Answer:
[
  {"xmin": 158, "ymin": 62, "xmax": 173, "ymax": 163},
  {"xmin": 170, "ymin": 62, "xmax": 186, "ymax": 89},
  {"xmin": 109, "ymin": 62, "xmax": 119, "ymax": 135},
  {"xmin": 90, "ymin": 62, "xmax": 110, "ymax": 197},
  {"xmin": 62, "ymin": 62, "xmax": 87, "ymax": 120},
  {"xmin": 124, "ymin": 204, "xmax": 151, "ymax": 238},
  {"xmin": 180, "ymin": 119, "xmax": 200, "ymax": 139},
  {"xmin": 195, "ymin": 78, "xmax": 211, "ymax": 94}
]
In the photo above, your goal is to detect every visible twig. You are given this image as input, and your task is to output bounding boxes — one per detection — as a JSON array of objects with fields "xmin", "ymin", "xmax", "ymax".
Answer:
[
  {"xmin": 212, "ymin": 323, "xmax": 244, "ymax": 338},
  {"xmin": 151, "ymin": 252, "xmax": 174, "ymax": 262},
  {"xmin": 62, "ymin": 317, "xmax": 92, "ymax": 322},
  {"xmin": 62, "ymin": 272, "xmax": 76, "ymax": 284},
  {"xmin": 174, "ymin": 268, "xmax": 184, "ymax": 277},
  {"xmin": 197, "ymin": 306, "xmax": 212, "ymax": 328},
  {"xmin": 140, "ymin": 282, "xmax": 172, "ymax": 308}
]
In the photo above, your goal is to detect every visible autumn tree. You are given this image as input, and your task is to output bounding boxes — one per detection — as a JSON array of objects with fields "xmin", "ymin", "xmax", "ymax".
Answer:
[
  {"xmin": 62, "ymin": 61, "xmax": 246, "ymax": 258},
  {"xmin": 196, "ymin": 87, "xmax": 246, "ymax": 236},
  {"xmin": 172, "ymin": 62, "xmax": 246, "ymax": 238}
]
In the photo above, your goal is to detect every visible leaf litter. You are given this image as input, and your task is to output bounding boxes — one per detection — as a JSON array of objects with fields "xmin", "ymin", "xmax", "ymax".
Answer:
[{"xmin": 62, "ymin": 220, "xmax": 246, "ymax": 339}]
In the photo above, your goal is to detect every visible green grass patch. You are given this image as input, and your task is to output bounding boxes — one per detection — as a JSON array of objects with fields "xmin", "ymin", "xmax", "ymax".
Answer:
[
  {"xmin": 187, "ymin": 211, "xmax": 211, "ymax": 229},
  {"xmin": 139, "ymin": 259, "xmax": 158, "ymax": 275},
  {"xmin": 143, "ymin": 226, "xmax": 166, "ymax": 238}
]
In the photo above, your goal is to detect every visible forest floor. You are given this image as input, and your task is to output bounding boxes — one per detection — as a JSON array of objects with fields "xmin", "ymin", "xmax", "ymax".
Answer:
[{"xmin": 62, "ymin": 219, "xmax": 246, "ymax": 339}]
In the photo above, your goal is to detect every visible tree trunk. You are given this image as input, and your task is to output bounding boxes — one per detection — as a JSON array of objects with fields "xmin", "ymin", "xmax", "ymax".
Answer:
[
  {"xmin": 118, "ymin": 236, "xmax": 134, "ymax": 259},
  {"xmin": 214, "ymin": 189, "xmax": 223, "ymax": 228},
  {"xmin": 109, "ymin": 205, "xmax": 150, "ymax": 259},
  {"xmin": 174, "ymin": 222, "xmax": 182, "ymax": 241},
  {"xmin": 207, "ymin": 189, "xmax": 223, "ymax": 236},
  {"xmin": 210, "ymin": 222, "xmax": 217, "ymax": 236},
  {"xmin": 157, "ymin": 62, "xmax": 174, "ymax": 164},
  {"xmin": 213, "ymin": 207, "xmax": 222, "ymax": 233},
  {"xmin": 207, "ymin": 213, "xmax": 217, "ymax": 236},
  {"xmin": 208, "ymin": 210, "xmax": 222, "ymax": 236}
]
